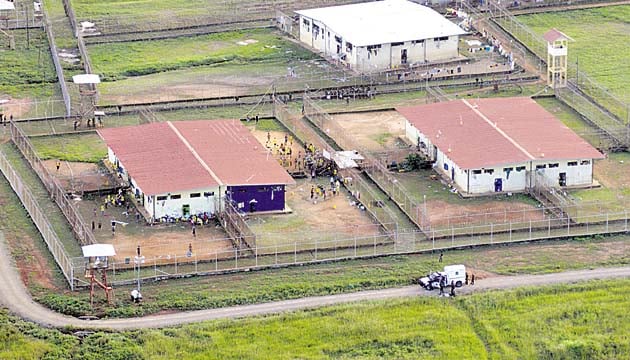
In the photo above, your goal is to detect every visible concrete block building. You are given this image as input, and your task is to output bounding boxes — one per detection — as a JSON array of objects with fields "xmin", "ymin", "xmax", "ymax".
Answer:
[
  {"xmin": 399, "ymin": 98, "xmax": 604, "ymax": 195},
  {"xmin": 296, "ymin": 0, "xmax": 466, "ymax": 72},
  {"xmin": 98, "ymin": 120, "xmax": 295, "ymax": 220}
]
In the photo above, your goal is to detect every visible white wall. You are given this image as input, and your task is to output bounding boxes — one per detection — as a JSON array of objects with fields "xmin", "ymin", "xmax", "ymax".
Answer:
[
  {"xmin": 145, "ymin": 187, "xmax": 220, "ymax": 220},
  {"xmin": 298, "ymin": 17, "xmax": 460, "ymax": 72},
  {"xmin": 532, "ymin": 159, "xmax": 594, "ymax": 187}
]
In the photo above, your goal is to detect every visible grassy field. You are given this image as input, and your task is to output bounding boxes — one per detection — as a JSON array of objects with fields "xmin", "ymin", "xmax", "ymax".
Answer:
[
  {"xmin": 88, "ymin": 29, "xmax": 316, "ymax": 81},
  {"xmin": 516, "ymin": 5, "xmax": 630, "ymax": 104},
  {"xmin": 3, "ymin": 279, "xmax": 630, "ymax": 359},
  {"xmin": 0, "ymin": 30, "xmax": 58, "ymax": 99},
  {"xmin": 29, "ymin": 133, "xmax": 107, "ymax": 163}
]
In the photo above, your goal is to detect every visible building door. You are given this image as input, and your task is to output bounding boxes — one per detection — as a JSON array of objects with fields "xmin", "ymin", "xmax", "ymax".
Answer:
[
  {"xmin": 182, "ymin": 204, "xmax": 190, "ymax": 217},
  {"xmin": 494, "ymin": 178, "xmax": 503, "ymax": 192},
  {"xmin": 559, "ymin": 172, "xmax": 567, "ymax": 186},
  {"xmin": 451, "ymin": 167, "xmax": 455, "ymax": 180},
  {"xmin": 401, "ymin": 49, "xmax": 408, "ymax": 64}
]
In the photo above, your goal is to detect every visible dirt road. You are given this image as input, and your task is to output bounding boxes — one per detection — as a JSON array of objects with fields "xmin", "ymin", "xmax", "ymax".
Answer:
[{"xmin": 0, "ymin": 231, "xmax": 629, "ymax": 330}]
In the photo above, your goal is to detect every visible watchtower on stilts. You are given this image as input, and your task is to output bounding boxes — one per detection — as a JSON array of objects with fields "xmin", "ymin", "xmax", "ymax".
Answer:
[
  {"xmin": 72, "ymin": 74, "xmax": 101, "ymax": 128},
  {"xmin": 82, "ymin": 244, "xmax": 116, "ymax": 306},
  {"xmin": 544, "ymin": 28, "xmax": 572, "ymax": 89}
]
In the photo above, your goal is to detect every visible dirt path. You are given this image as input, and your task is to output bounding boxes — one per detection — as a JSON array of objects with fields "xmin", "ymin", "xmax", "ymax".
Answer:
[{"xmin": 0, "ymin": 231, "xmax": 629, "ymax": 330}]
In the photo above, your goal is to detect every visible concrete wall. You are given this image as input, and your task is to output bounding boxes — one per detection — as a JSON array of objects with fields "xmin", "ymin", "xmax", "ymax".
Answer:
[
  {"xmin": 402, "ymin": 127, "xmax": 595, "ymax": 194},
  {"xmin": 299, "ymin": 15, "xmax": 459, "ymax": 72},
  {"xmin": 144, "ymin": 188, "xmax": 220, "ymax": 220},
  {"xmin": 227, "ymin": 185, "xmax": 287, "ymax": 213}
]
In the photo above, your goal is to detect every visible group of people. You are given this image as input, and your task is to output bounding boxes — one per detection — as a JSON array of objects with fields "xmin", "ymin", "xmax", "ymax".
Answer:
[
  {"xmin": 321, "ymin": 86, "xmax": 376, "ymax": 102},
  {"xmin": 0, "ymin": 113, "xmax": 13, "ymax": 126},
  {"xmin": 72, "ymin": 117, "xmax": 103, "ymax": 131}
]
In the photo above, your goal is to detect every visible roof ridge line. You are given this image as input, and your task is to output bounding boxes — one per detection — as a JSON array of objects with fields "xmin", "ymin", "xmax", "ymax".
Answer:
[
  {"xmin": 461, "ymin": 99, "xmax": 536, "ymax": 161},
  {"xmin": 167, "ymin": 121, "xmax": 224, "ymax": 186}
]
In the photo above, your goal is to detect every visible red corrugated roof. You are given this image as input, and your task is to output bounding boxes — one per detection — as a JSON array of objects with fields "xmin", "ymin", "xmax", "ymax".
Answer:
[
  {"xmin": 97, "ymin": 120, "xmax": 294, "ymax": 195},
  {"xmin": 173, "ymin": 120, "xmax": 295, "ymax": 186},
  {"xmin": 543, "ymin": 28, "xmax": 570, "ymax": 43},
  {"xmin": 97, "ymin": 123, "xmax": 217, "ymax": 196},
  {"xmin": 398, "ymin": 97, "xmax": 603, "ymax": 170}
]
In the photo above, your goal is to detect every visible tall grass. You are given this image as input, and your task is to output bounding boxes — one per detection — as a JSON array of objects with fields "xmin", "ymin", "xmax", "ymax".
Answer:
[{"xmin": 2, "ymin": 279, "xmax": 630, "ymax": 359}]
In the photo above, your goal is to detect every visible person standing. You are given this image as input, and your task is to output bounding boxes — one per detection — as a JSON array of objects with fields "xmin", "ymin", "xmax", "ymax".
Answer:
[
  {"xmin": 192, "ymin": 224, "xmax": 196, "ymax": 238},
  {"xmin": 438, "ymin": 252, "xmax": 443, "ymax": 263},
  {"xmin": 56, "ymin": 160, "xmax": 61, "ymax": 171},
  {"xmin": 471, "ymin": 273, "xmax": 475, "ymax": 285}
]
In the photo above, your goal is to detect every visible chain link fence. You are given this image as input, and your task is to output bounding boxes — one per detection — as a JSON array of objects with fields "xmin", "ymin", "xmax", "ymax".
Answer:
[{"xmin": 0, "ymin": 148, "xmax": 75, "ymax": 290}]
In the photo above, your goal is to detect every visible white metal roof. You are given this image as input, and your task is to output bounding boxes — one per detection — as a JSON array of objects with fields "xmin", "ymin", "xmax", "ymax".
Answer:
[
  {"xmin": 296, "ymin": 0, "xmax": 466, "ymax": 47},
  {"xmin": 82, "ymin": 244, "xmax": 116, "ymax": 257},
  {"xmin": 72, "ymin": 74, "xmax": 101, "ymax": 84},
  {"xmin": 0, "ymin": 1, "xmax": 15, "ymax": 11}
]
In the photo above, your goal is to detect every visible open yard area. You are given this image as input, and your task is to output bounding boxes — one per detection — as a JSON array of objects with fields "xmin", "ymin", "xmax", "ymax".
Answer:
[
  {"xmin": 516, "ymin": 5, "xmax": 630, "ymax": 104},
  {"xmin": 247, "ymin": 177, "xmax": 383, "ymax": 253},
  {"xmin": 88, "ymin": 29, "xmax": 327, "ymax": 104}
]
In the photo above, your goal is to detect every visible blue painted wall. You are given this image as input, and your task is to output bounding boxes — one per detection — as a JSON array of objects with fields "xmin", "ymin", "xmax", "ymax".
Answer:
[{"xmin": 227, "ymin": 185, "xmax": 286, "ymax": 213}]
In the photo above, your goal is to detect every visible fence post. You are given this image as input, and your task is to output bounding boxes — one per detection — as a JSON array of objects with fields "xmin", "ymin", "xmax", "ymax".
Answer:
[
  {"xmin": 215, "ymin": 252, "xmax": 218, "ymax": 271},
  {"xmin": 567, "ymin": 214, "xmax": 570, "ymax": 236},
  {"xmin": 490, "ymin": 223, "xmax": 493, "ymax": 244},
  {"xmin": 294, "ymin": 242, "xmax": 297, "ymax": 263},
  {"xmin": 548, "ymin": 217, "xmax": 551, "ymax": 236},
  {"xmin": 606, "ymin": 213, "xmax": 609, "ymax": 232},
  {"xmin": 175, "ymin": 255, "xmax": 178, "ymax": 274},
  {"xmin": 235, "ymin": 248, "xmax": 238, "ymax": 269}
]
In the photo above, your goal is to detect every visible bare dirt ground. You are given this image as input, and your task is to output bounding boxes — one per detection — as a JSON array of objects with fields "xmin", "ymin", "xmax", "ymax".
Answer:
[
  {"xmin": 331, "ymin": 111, "xmax": 408, "ymax": 152},
  {"xmin": 0, "ymin": 97, "xmax": 31, "ymax": 119},
  {"xmin": 249, "ymin": 178, "xmax": 382, "ymax": 250},
  {"xmin": 74, "ymin": 195, "xmax": 233, "ymax": 262},
  {"xmin": 101, "ymin": 72, "xmax": 276, "ymax": 104},
  {"xmin": 41, "ymin": 160, "xmax": 121, "ymax": 193},
  {"xmin": 248, "ymin": 126, "xmax": 305, "ymax": 173},
  {"xmin": 427, "ymin": 199, "xmax": 545, "ymax": 228}
]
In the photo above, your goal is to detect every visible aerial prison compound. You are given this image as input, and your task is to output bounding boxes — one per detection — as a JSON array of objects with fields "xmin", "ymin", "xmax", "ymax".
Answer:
[
  {"xmin": 97, "ymin": 120, "xmax": 295, "ymax": 221},
  {"xmin": 296, "ymin": 0, "xmax": 467, "ymax": 71},
  {"xmin": 400, "ymin": 97, "xmax": 604, "ymax": 195}
]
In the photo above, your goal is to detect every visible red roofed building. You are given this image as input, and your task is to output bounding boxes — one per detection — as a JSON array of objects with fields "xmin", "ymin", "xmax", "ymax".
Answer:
[
  {"xmin": 98, "ymin": 120, "xmax": 295, "ymax": 220},
  {"xmin": 399, "ymin": 98, "xmax": 604, "ymax": 195}
]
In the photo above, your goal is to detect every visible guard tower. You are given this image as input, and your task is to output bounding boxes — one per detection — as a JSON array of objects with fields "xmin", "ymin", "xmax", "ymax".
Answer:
[
  {"xmin": 82, "ymin": 244, "xmax": 116, "ymax": 306},
  {"xmin": 0, "ymin": 0, "xmax": 16, "ymax": 49},
  {"xmin": 544, "ymin": 28, "xmax": 572, "ymax": 89},
  {"xmin": 72, "ymin": 74, "xmax": 101, "ymax": 127}
]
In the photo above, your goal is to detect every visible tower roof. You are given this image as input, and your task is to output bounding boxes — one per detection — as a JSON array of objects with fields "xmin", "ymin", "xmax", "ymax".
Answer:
[{"xmin": 543, "ymin": 28, "xmax": 572, "ymax": 43}]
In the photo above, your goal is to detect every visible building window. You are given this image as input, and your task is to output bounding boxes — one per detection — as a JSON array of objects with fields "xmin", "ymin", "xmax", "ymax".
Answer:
[
  {"xmin": 170, "ymin": 194, "xmax": 181, "ymax": 200},
  {"xmin": 335, "ymin": 35, "xmax": 342, "ymax": 44},
  {"xmin": 346, "ymin": 41, "xmax": 353, "ymax": 52},
  {"xmin": 503, "ymin": 167, "xmax": 514, "ymax": 172},
  {"xmin": 515, "ymin": 166, "xmax": 526, "ymax": 171},
  {"xmin": 444, "ymin": 163, "xmax": 449, "ymax": 170},
  {"xmin": 204, "ymin": 192, "xmax": 215, "ymax": 197},
  {"xmin": 391, "ymin": 42, "xmax": 404, "ymax": 46},
  {"xmin": 412, "ymin": 39, "xmax": 425, "ymax": 45},
  {"xmin": 258, "ymin": 187, "xmax": 269, "ymax": 192},
  {"xmin": 302, "ymin": 18, "xmax": 310, "ymax": 32},
  {"xmin": 548, "ymin": 163, "xmax": 559, "ymax": 168},
  {"xmin": 580, "ymin": 160, "xmax": 591, "ymax": 165},
  {"xmin": 483, "ymin": 169, "xmax": 494, "ymax": 174},
  {"xmin": 190, "ymin": 193, "xmax": 201, "ymax": 198},
  {"xmin": 472, "ymin": 169, "xmax": 482, "ymax": 175},
  {"xmin": 536, "ymin": 164, "xmax": 547, "ymax": 170},
  {"xmin": 568, "ymin": 161, "xmax": 578, "ymax": 166},
  {"xmin": 434, "ymin": 36, "xmax": 449, "ymax": 42},
  {"xmin": 157, "ymin": 196, "xmax": 167, "ymax": 201}
]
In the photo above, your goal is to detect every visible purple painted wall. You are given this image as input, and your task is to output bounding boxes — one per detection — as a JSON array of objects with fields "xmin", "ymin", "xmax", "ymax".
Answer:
[{"xmin": 227, "ymin": 185, "xmax": 286, "ymax": 213}]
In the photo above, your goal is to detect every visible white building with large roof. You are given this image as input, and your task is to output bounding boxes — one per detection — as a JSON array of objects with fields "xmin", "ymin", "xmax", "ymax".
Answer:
[
  {"xmin": 295, "ymin": 0, "xmax": 466, "ymax": 71},
  {"xmin": 399, "ymin": 98, "xmax": 604, "ymax": 195}
]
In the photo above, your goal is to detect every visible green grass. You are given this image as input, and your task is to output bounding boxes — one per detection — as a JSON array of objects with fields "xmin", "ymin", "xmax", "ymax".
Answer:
[
  {"xmin": 29, "ymin": 133, "xmax": 107, "ymax": 163},
  {"xmin": 3, "ymin": 279, "xmax": 630, "ymax": 359},
  {"xmin": 88, "ymin": 29, "xmax": 317, "ymax": 81},
  {"xmin": 34, "ymin": 234, "xmax": 630, "ymax": 318},
  {"xmin": 0, "ymin": 143, "xmax": 82, "ymax": 257},
  {"xmin": 516, "ymin": 5, "xmax": 630, "ymax": 109},
  {"xmin": 0, "ymin": 30, "xmax": 58, "ymax": 97}
]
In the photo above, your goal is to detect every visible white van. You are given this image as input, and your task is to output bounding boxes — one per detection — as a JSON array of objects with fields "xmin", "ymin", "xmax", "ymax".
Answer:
[{"xmin": 443, "ymin": 264, "xmax": 466, "ymax": 287}]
